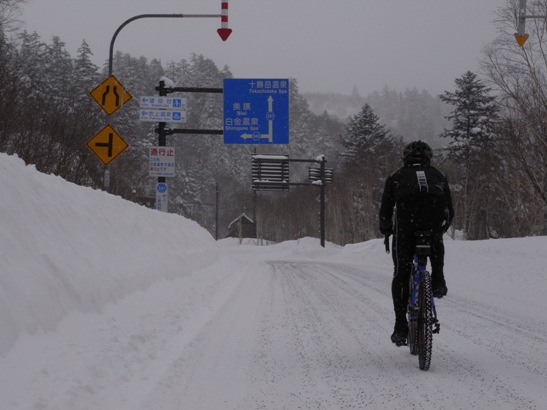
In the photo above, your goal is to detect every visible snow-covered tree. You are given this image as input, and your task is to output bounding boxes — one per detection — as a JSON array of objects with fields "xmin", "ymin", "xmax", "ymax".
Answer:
[
  {"xmin": 439, "ymin": 71, "xmax": 498, "ymax": 161},
  {"xmin": 340, "ymin": 104, "xmax": 392, "ymax": 161},
  {"xmin": 439, "ymin": 71, "xmax": 500, "ymax": 239},
  {"xmin": 336, "ymin": 104, "xmax": 399, "ymax": 243},
  {"xmin": 74, "ymin": 40, "xmax": 99, "ymax": 100}
]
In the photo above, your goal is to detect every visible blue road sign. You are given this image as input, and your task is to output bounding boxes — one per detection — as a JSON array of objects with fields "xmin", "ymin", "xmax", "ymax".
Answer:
[
  {"xmin": 140, "ymin": 96, "xmax": 187, "ymax": 110},
  {"xmin": 223, "ymin": 79, "xmax": 289, "ymax": 144},
  {"xmin": 139, "ymin": 109, "xmax": 186, "ymax": 123}
]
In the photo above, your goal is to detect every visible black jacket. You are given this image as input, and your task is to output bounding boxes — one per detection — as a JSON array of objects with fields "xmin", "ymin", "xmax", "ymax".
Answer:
[{"xmin": 379, "ymin": 164, "xmax": 454, "ymax": 235}]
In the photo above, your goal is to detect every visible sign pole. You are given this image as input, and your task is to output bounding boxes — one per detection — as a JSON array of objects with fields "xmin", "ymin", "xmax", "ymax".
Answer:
[
  {"xmin": 156, "ymin": 80, "xmax": 168, "ymax": 212},
  {"xmin": 101, "ymin": 10, "xmax": 230, "ymax": 195},
  {"xmin": 514, "ymin": 0, "xmax": 547, "ymax": 47},
  {"xmin": 319, "ymin": 156, "xmax": 326, "ymax": 248},
  {"xmin": 108, "ymin": 13, "xmax": 227, "ymax": 75}
]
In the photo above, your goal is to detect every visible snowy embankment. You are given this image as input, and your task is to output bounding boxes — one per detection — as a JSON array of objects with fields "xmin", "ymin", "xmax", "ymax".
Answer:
[
  {"xmin": 1, "ymin": 152, "xmax": 546, "ymax": 409},
  {"xmin": 0, "ymin": 153, "xmax": 216, "ymax": 356}
]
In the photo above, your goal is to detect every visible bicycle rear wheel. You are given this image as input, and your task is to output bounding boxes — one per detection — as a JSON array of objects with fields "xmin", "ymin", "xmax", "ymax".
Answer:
[{"xmin": 417, "ymin": 271, "xmax": 433, "ymax": 370}]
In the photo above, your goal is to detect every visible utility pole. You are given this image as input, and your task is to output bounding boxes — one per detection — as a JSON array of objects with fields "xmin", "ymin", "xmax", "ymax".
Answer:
[
  {"xmin": 514, "ymin": 0, "xmax": 546, "ymax": 47},
  {"xmin": 108, "ymin": 12, "xmax": 230, "ymax": 75}
]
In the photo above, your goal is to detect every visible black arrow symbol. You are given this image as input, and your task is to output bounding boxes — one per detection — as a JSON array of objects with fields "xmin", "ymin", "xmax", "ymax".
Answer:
[
  {"xmin": 95, "ymin": 133, "xmax": 113, "ymax": 157},
  {"xmin": 101, "ymin": 85, "xmax": 120, "ymax": 107}
]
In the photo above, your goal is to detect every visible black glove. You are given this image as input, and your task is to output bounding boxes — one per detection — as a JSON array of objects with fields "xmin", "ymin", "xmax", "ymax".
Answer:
[
  {"xmin": 380, "ymin": 225, "xmax": 394, "ymax": 236},
  {"xmin": 442, "ymin": 208, "xmax": 452, "ymax": 233}
]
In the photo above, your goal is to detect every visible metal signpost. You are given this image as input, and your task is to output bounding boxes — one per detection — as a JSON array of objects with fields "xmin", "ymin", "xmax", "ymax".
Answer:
[
  {"xmin": 88, "ymin": 3, "xmax": 231, "ymax": 194},
  {"xmin": 88, "ymin": 76, "xmax": 132, "ymax": 191},
  {"xmin": 252, "ymin": 154, "xmax": 333, "ymax": 247},
  {"xmin": 514, "ymin": 0, "xmax": 546, "ymax": 47}
]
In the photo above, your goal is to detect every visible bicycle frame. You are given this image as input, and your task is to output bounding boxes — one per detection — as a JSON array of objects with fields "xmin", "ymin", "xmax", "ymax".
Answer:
[
  {"xmin": 412, "ymin": 233, "xmax": 441, "ymax": 332},
  {"xmin": 386, "ymin": 231, "xmax": 440, "ymax": 370}
]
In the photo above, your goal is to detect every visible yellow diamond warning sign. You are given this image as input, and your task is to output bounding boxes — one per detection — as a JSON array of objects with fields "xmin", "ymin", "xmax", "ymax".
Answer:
[
  {"xmin": 87, "ymin": 124, "xmax": 129, "ymax": 165},
  {"xmin": 90, "ymin": 75, "xmax": 133, "ymax": 115}
]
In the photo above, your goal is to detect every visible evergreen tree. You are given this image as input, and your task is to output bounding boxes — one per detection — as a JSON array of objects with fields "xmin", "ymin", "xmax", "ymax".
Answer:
[
  {"xmin": 0, "ymin": 17, "xmax": 19, "ymax": 150},
  {"xmin": 340, "ymin": 104, "xmax": 391, "ymax": 161},
  {"xmin": 439, "ymin": 71, "xmax": 498, "ymax": 160},
  {"xmin": 439, "ymin": 71, "xmax": 500, "ymax": 239},
  {"xmin": 16, "ymin": 31, "xmax": 48, "ymax": 101},
  {"xmin": 336, "ymin": 104, "xmax": 398, "ymax": 243},
  {"xmin": 74, "ymin": 40, "xmax": 99, "ymax": 101},
  {"xmin": 44, "ymin": 36, "xmax": 73, "ymax": 102}
]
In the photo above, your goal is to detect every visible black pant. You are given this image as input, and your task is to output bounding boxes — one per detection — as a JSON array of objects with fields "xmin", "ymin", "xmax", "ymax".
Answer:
[{"xmin": 391, "ymin": 227, "xmax": 445, "ymax": 319}]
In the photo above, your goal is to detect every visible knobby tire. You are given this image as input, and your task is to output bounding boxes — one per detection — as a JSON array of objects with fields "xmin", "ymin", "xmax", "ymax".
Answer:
[
  {"xmin": 408, "ymin": 274, "xmax": 418, "ymax": 356},
  {"xmin": 417, "ymin": 271, "xmax": 433, "ymax": 370}
]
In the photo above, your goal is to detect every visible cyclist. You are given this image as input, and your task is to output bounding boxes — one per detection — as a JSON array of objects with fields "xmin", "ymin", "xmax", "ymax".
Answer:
[{"xmin": 379, "ymin": 141, "xmax": 454, "ymax": 346}]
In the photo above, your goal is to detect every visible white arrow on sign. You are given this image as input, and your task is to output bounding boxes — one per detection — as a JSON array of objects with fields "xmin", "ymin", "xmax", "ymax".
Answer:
[
  {"xmin": 241, "ymin": 96, "xmax": 275, "ymax": 143},
  {"xmin": 140, "ymin": 109, "xmax": 186, "ymax": 123},
  {"xmin": 140, "ymin": 96, "xmax": 187, "ymax": 110}
]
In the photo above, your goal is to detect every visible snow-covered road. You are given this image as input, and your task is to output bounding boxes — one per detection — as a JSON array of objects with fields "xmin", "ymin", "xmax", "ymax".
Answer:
[
  {"xmin": 1, "ymin": 153, "xmax": 546, "ymax": 409},
  {"xmin": 3, "ymin": 239, "xmax": 545, "ymax": 410}
]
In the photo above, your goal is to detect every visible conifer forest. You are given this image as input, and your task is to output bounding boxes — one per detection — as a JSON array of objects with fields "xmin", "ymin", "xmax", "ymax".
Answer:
[{"xmin": 1, "ymin": 1, "xmax": 546, "ymax": 243}]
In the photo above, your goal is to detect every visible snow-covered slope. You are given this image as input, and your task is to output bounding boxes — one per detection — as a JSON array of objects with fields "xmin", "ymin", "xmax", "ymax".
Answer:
[
  {"xmin": 0, "ymin": 154, "xmax": 215, "ymax": 356},
  {"xmin": 1, "ymin": 153, "xmax": 546, "ymax": 409}
]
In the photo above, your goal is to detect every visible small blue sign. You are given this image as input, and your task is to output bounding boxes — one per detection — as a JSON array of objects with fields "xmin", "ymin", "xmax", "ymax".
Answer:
[
  {"xmin": 156, "ymin": 183, "xmax": 168, "ymax": 193},
  {"xmin": 140, "ymin": 96, "xmax": 187, "ymax": 110},
  {"xmin": 223, "ymin": 79, "xmax": 289, "ymax": 144}
]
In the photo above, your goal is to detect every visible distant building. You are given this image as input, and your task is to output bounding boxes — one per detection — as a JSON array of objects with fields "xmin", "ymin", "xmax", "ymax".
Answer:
[{"xmin": 227, "ymin": 213, "xmax": 256, "ymax": 239}]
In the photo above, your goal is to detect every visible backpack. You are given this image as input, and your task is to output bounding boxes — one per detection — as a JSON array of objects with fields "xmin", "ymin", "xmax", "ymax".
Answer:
[{"xmin": 394, "ymin": 166, "xmax": 448, "ymax": 231}]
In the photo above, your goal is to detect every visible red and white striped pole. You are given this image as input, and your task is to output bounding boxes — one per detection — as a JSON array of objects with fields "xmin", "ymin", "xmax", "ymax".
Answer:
[{"xmin": 217, "ymin": 1, "xmax": 232, "ymax": 41}]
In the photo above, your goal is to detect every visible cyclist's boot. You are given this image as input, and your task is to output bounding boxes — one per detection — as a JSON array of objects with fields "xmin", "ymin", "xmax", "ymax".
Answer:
[{"xmin": 390, "ymin": 315, "xmax": 408, "ymax": 346}]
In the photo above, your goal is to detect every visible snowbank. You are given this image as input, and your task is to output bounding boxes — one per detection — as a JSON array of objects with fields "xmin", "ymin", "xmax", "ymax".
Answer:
[{"xmin": 0, "ymin": 154, "xmax": 216, "ymax": 355}]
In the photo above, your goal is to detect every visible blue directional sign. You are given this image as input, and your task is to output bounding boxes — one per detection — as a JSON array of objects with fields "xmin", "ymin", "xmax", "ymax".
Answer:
[
  {"xmin": 223, "ymin": 78, "xmax": 289, "ymax": 144},
  {"xmin": 139, "ymin": 109, "xmax": 186, "ymax": 123},
  {"xmin": 140, "ymin": 96, "xmax": 187, "ymax": 110}
]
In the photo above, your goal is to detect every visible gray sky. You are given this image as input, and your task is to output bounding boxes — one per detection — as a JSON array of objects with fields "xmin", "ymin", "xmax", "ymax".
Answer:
[{"xmin": 19, "ymin": 0, "xmax": 506, "ymax": 96}]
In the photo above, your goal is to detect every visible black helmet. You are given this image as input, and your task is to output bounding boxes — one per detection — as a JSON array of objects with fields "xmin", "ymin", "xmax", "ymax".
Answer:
[{"xmin": 403, "ymin": 140, "xmax": 433, "ymax": 166}]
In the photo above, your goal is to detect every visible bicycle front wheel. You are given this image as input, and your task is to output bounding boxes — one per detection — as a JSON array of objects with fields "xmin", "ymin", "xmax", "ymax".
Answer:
[
  {"xmin": 407, "ymin": 270, "xmax": 418, "ymax": 355},
  {"xmin": 417, "ymin": 271, "xmax": 433, "ymax": 370}
]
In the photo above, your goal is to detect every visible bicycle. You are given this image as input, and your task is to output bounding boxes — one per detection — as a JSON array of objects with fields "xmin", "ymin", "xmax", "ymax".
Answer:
[{"xmin": 385, "ymin": 230, "xmax": 440, "ymax": 371}]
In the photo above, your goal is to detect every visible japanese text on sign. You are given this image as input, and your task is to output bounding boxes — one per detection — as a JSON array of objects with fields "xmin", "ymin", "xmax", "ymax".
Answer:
[
  {"xmin": 223, "ymin": 78, "xmax": 289, "ymax": 144},
  {"xmin": 149, "ymin": 146, "xmax": 175, "ymax": 177}
]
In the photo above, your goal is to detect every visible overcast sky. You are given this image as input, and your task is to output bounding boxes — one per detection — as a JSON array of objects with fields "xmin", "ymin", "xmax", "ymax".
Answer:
[{"xmin": 19, "ymin": 0, "xmax": 506, "ymax": 96}]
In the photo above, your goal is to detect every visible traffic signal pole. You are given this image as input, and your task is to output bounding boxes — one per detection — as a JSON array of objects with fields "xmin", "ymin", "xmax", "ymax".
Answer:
[
  {"xmin": 108, "ymin": 13, "xmax": 226, "ymax": 76},
  {"xmin": 514, "ymin": 0, "xmax": 547, "ymax": 47},
  {"xmin": 101, "ymin": 7, "xmax": 231, "ymax": 192}
]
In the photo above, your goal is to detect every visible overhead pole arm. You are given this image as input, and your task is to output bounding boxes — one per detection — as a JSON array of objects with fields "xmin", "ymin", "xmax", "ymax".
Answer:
[
  {"xmin": 514, "ymin": 0, "xmax": 547, "ymax": 47},
  {"xmin": 108, "ymin": 13, "xmax": 225, "ymax": 75}
]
